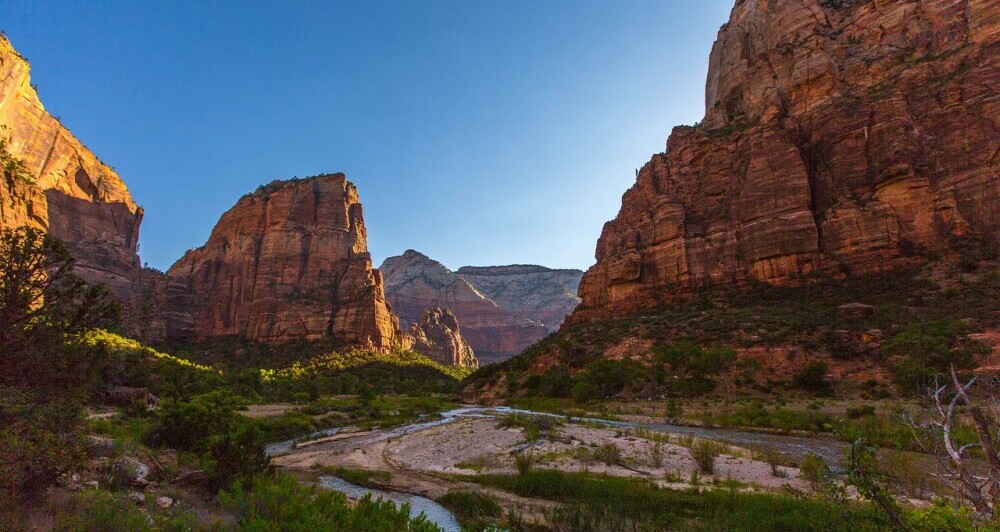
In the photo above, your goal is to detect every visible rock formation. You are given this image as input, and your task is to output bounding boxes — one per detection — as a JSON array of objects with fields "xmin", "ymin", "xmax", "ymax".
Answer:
[
  {"xmin": 379, "ymin": 250, "xmax": 550, "ymax": 363},
  {"xmin": 402, "ymin": 308, "xmax": 478, "ymax": 369},
  {"xmin": 457, "ymin": 265, "xmax": 583, "ymax": 332},
  {"xmin": 166, "ymin": 175, "xmax": 397, "ymax": 348},
  {"xmin": 575, "ymin": 0, "xmax": 1000, "ymax": 321},
  {"xmin": 0, "ymin": 35, "xmax": 143, "ymax": 304}
]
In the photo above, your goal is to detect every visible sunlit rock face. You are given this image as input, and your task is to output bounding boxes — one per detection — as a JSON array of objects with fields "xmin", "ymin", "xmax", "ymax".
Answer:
[
  {"xmin": 401, "ymin": 307, "xmax": 479, "ymax": 369},
  {"xmin": 166, "ymin": 174, "xmax": 397, "ymax": 349},
  {"xmin": 574, "ymin": 0, "xmax": 1000, "ymax": 321},
  {"xmin": 456, "ymin": 265, "xmax": 583, "ymax": 333},
  {"xmin": 379, "ymin": 251, "xmax": 552, "ymax": 364},
  {"xmin": 0, "ymin": 35, "xmax": 143, "ymax": 305}
]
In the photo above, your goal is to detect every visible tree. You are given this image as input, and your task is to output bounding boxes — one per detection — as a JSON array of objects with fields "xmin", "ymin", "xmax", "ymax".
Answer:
[
  {"xmin": 904, "ymin": 367, "xmax": 1000, "ymax": 520},
  {"xmin": 0, "ymin": 227, "xmax": 119, "ymax": 500},
  {"xmin": 0, "ymin": 227, "xmax": 119, "ymax": 389}
]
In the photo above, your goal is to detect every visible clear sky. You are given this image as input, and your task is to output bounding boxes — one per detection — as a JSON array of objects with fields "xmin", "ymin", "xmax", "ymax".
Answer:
[{"xmin": 2, "ymin": 0, "xmax": 733, "ymax": 272}]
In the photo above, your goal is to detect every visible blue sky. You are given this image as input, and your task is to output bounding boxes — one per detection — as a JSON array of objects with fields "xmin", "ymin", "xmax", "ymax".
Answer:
[{"xmin": 2, "ymin": 0, "xmax": 732, "ymax": 271}]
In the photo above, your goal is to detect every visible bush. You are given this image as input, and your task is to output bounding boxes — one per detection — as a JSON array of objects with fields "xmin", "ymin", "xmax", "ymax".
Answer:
[
  {"xmin": 594, "ymin": 443, "xmax": 623, "ymax": 467},
  {"xmin": 650, "ymin": 442, "xmax": 665, "ymax": 468},
  {"xmin": 0, "ymin": 388, "xmax": 87, "ymax": 501},
  {"xmin": 887, "ymin": 321, "xmax": 986, "ymax": 394},
  {"xmin": 793, "ymin": 361, "xmax": 833, "ymax": 395},
  {"xmin": 147, "ymin": 391, "xmax": 245, "ymax": 451},
  {"xmin": 800, "ymin": 453, "xmax": 830, "ymax": 491},
  {"xmin": 514, "ymin": 453, "xmax": 535, "ymax": 476},
  {"xmin": 206, "ymin": 423, "xmax": 272, "ymax": 490},
  {"xmin": 689, "ymin": 440, "xmax": 725, "ymax": 474}
]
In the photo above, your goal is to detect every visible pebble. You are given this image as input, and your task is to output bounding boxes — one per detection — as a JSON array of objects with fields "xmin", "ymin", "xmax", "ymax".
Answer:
[{"xmin": 156, "ymin": 496, "xmax": 173, "ymax": 509}]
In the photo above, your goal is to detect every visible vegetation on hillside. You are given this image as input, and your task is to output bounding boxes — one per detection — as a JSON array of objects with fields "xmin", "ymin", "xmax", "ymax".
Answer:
[
  {"xmin": 0, "ymin": 228, "xmax": 445, "ymax": 530},
  {"xmin": 468, "ymin": 260, "xmax": 1000, "ymax": 401}
]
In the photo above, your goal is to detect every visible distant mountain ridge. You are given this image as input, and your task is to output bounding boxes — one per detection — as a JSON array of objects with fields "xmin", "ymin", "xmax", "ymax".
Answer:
[{"xmin": 379, "ymin": 250, "xmax": 583, "ymax": 364}]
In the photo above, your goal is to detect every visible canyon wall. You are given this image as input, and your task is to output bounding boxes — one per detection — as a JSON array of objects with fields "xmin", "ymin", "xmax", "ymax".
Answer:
[
  {"xmin": 402, "ymin": 308, "xmax": 479, "ymax": 368},
  {"xmin": 166, "ymin": 175, "xmax": 397, "ymax": 349},
  {"xmin": 380, "ymin": 251, "xmax": 550, "ymax": 363},
  {"xmin": 0, "ymin": 36, "xmax": 143, "ymax": 305},
  {"xmin": 575, "ymin": 0, "xmax": 1000, "ymax": 320},
  {"xmin": 457, "ymin": 265, "xmax": 583, "ymax": 332}
]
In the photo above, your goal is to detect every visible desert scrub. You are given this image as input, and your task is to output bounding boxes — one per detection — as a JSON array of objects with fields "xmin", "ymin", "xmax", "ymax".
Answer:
[
  {"xmin": 751, "ymin": 445, "xmax": 792, "ymax": 478},
  {"xmin": 689, "ymin": 439, "xmax": 726, "ymax": 474},
  {"xmin": 594, "ymin": 442, "xmax": 623, "ymax": 467},
  {"xmin": 650, "ymin": 441, "xmax": 665, "ymax": 467},
  {"xmin": 497, "ymin": 413, "xmax": 560, "ymax": 442},
  {"xmin": 800, "ymin": 453, "xmax": 831, "ymax": 491},
  {"xmin": 513, "ymin": 452, "xmax": 535, "ymax": 476}
]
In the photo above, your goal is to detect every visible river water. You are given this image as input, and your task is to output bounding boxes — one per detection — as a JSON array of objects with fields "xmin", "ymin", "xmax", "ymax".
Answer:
[
  {"xmin": 274, "ymin": 404, "xmax": 852, "ymax": 530},
  {"xmin": 318, "ymin": 476, "xmax": 461, "ymax": 532}
]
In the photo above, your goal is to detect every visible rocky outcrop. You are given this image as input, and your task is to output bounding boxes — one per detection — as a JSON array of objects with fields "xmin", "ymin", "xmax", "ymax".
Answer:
[
  {"xmin": 166, "ymin": 175, "xmax": 397, "ymax": 348},
  {"xmin": 0, "ymin": 36, "xmax": 143, "ymax": 305},
  {"xmin": 576, "ymin": 0, "xmax": 1000, "ymax": 320},
  {"xmin": 379, "ymin": 251, "xmax": 549, "ymax": 363},
  {"xmin": 402, "ymin": 308, "xmax": 478, "ymax": 368},
  {"xmin": 457, "ymin": 265, "xmax": 583, "ymax": 332}
]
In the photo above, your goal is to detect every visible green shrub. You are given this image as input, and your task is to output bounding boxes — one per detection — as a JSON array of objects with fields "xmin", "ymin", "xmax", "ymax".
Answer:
[
  {"xmin": 594, "ymin": 443, "xmax": 623, "ymax": 467},
  {"xmin": 689, "ymin": 439, "xmax": 725, "ymax": 474},
  {"xmin": 887, "ymin": 321, "xmax": 986, "ymax": 394},
  {"xmin": 846, "ymin": 405, "xmax": 876, "ymax": 419},
  {"xmin": 0, "ymin": 389, "xmax": 87, "ymax": 501},
  {"xmin": 793, "ymin": 361, "xmax": 833, "ymax": 395},
  {"xmin": 800, "ymin": 453, "xmax": 830, "ymax": 491},
  {"xmin": 206, "ymin": 423, "xmax": 272, "ymax": 490},
  {"xmin": 147, "ymin": 391, "xmax": 245, "ymax": 451},
  {"xmin": 514, "ymin": 453, "xmax": 535, "ymax": 476}
]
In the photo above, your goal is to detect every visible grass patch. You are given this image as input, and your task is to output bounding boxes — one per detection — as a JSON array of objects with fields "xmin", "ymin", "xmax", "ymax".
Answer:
[
  {"xmin": 324, "ymin": 466, "xmax": 392, "ymax": 488},
  {"xmin": 467, "ymin": 470, "xmax": 888, "ymax": 530},
  {"xmin": 438, "ymin": 491, "xmax": 502, "ymax": 530}
]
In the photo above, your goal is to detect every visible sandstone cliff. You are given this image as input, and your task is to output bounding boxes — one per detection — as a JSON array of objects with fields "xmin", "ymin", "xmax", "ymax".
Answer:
[
  {"xmin": 379, "ymin": 250, "xmax": 549, "ymax": 363},
  {"xmin": 402, "ymin": 308, "xmax": 479, "ymax": 369},
  {"xmin": 0, "ymin": 36, "xmax": 143, "ymax": 304},
  {"xmin": 166, "ymin": 175, "xmax": 397, "ymax": 349},
  {"xmin": 576, "ymin": 0, "xmax": 1000, "ymax": 320},
  {"xmin": 457, "ymin": 265, "xmax": 583, "ymax": 332}
]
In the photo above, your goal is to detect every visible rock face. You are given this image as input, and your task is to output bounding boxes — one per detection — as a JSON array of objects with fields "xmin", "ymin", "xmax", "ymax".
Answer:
[
  {"xmin": 457, "ymin": 265, "xmax": 583, "ymax": 332},
  {"xmin": 0, "ymin": 36, "xmax": 143, "ymax": 304},
  {"xmin": 379, "ymin": 251, "xmax": 550, "ymax": 363},
  {"xmin": 576, "ymin": 0, "xmax": 1000, "ymax": 320},
  {"xmin": 166, "ymin": 175, "xmax": 397, "ymax": 348},
  {"xmin": 403, "ymin": 308, "xmax": 478, "ymax": 368}
]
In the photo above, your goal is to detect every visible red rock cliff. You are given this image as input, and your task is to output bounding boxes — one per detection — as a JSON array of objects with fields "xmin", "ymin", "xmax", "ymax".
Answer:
[
  {"xmin": 576, "ymin": 0, "xmax": 1000, "ymax": 320},
  {"xmin": 402, "ymin": 308, "xmax": 479, "ymax": 369},
  {"xmin": 166, "ymin": 175, "xmax": 397, "ymax": 348},
  {"xmin": 0, "ymin": 36, "xmax": 143, "ymax": 303}
]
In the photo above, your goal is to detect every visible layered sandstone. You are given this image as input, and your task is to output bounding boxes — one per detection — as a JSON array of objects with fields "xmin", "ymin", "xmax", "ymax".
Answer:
[
  {"xmin": 167, "ymin": 175, "xmax": 397, "ymax": 348},
  {"xmin": 576, "ymin": 0, "xmax": 1000, "ymax": 319},
  {"xmin": 0, "ymin": 36, "xmax": 143, "ymax": 303},
  {"xmin": 457, "ymin": 265, "xmax": 583, "ymax": 332},
  {"xmin": 403, "ymin": 308, "xmax": 479, "ymax": 369},
  {"xmin": 379, "ymin": 251, "xmax": 549, "ymax": 363}
]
